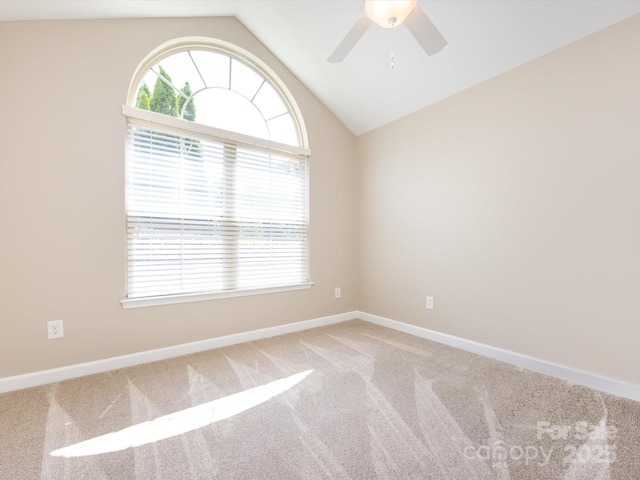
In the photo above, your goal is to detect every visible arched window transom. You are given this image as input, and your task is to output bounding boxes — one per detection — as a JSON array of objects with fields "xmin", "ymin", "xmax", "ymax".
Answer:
[{"xmin": 132, "ymin": 49, "xmax": 300, "ymax": 147}]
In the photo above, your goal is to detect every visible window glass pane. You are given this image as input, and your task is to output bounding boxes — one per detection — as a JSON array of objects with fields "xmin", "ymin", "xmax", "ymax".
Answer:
[
  {"xmin": 127, "ymin": 129, "xmax": 225, "ymax": 219},
  {"xmin": 127, "ymin": 127, "xmax": 228, "ymax": 298},
  {"xmin": 253, "ymin": 82, "xmax": 287, "ymax": 120},
  {"xmin": 267, "ymin": 114, "xmax": 298, "ymax": 146},
  {"xmin": 155, "ymin": 51, "xmax": 206, "ymax": 93},
  {"xmin": 234, "ymin": 148, "xmax": 308, "ymax": 289},
  {"xmin": 194, "ymin": 88, "xmax": 269, "ymax": 140},
  {"xmin": 190, "ymin": 50, "xmax": 230, "ymax": 89},
  {"xmin": 138, "ymin": 70, "xmax": 159, "ymax": 98},
  {"xmin": 230, "ymin": 59, "xmax": 263, "ymax": 100}
]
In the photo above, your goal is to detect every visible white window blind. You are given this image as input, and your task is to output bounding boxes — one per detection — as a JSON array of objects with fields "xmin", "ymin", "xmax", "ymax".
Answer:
[{"xmin": 125, "ymin": 117, "xmax": 309, "ymax": 300}]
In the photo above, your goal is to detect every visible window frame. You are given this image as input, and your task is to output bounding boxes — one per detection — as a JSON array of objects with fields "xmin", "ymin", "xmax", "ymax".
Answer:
[
  {"xmin": 126, "ymin": 37, "xmax": 309, "ymax": 149},
  {"xmin": 121, "ymin": 38, "xmax": 312, "ymax": 309}
]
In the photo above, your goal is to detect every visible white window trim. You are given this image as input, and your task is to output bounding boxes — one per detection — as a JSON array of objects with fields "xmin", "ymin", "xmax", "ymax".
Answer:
[
  {"xmin": 122, "ymin": 106, "xmax": 311, "ymax": 157},
  {"xmin": 121, "ymin": 282, "xmax": 314, "ymax": 309}
]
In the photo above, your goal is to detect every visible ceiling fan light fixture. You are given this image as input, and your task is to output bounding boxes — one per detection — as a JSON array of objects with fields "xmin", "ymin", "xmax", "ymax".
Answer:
[{"xmin": 364, "ymin": 0, "xmax": 418, "ymax": 28}]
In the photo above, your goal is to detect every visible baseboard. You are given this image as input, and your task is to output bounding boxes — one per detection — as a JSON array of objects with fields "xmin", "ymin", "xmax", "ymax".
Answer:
[
  {"xmin": 358, "ymin": 311, "xmax": 640, "ymax": 402},
  {"xmin": 5, "ymin": 310, "xmax": 638, "ymax": 402},
  {"xmin": 0, "ymin": 311, "xmax": 359, "ymax": 394}
]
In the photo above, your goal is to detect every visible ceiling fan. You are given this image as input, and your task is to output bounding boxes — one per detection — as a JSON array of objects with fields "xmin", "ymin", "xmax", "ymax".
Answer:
[{"xmin": 327, "ymin": 0, "xmax": 447, "ymax": 63}]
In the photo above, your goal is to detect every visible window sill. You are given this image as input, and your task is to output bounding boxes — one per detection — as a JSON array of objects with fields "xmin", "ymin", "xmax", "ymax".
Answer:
[{"xmin": 121, "ymin": 282, "xmax": 314, "ymax": 309}]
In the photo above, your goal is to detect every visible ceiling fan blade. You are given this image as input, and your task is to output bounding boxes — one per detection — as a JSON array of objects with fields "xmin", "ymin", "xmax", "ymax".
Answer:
[
  {"xmin": 327, "ymin": 12, "xmax": 372, "ymax": 63},
  {"xmin": 403, "ymin": 4, "xmax": 447, "ymax": 56}
]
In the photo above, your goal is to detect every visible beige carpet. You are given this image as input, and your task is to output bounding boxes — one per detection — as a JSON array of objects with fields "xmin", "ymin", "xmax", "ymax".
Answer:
[{"xmin": 1, "ymin": 319, "xmax": 639, "ymax": 479}]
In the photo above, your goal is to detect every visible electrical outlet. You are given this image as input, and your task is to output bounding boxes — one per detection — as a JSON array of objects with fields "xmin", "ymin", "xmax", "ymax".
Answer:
[
  {"xmin": 426, "ymin": 296, "xmax": 434, "ymax": 310},
  {"xmin": 47, "ymin": 320, "xmax": 64, "ymax": 339},
  {"xmin": 335, "ymin": 287, "xmax": 341, "ymax": 299}
]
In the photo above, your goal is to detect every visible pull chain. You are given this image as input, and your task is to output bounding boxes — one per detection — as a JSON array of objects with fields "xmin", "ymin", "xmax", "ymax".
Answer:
[{"xmin": 390, "ymin": 28, "xmax": 395, "ymax": 69}]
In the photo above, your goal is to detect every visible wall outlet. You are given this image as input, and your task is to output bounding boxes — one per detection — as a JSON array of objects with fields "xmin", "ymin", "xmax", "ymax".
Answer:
[
  {"xmin": 335, "ymin": 287, "xmax": 341, "ymax": 299},
  {"xmin": 426, "ymin": 296, "xmax": 434, "ymax": 310},
  {"xmin": 47, "ymin": 320, "xmax": 64, "ymax": 339}
]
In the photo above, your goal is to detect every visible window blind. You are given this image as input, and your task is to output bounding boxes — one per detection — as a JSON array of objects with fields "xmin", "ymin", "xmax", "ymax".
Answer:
[{"xmin": 125, "ymin": 119, "xmax": 309, "ymax": 299}]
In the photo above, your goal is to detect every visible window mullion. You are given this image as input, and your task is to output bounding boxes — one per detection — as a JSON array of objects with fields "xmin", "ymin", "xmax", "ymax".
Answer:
[
  {"xmin": 179, "ymin": 136, "xmax": 187, "ymax": 293},
  {"xmin": 223, "ymin": 144, "xmax": 239, "ymax": 290}
]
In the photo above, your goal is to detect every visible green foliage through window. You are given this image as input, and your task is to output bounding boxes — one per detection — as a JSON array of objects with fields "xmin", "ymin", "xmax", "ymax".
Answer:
[{"xmin": 137, "ymin": 67, "xmax": 197, "ymax": 122}]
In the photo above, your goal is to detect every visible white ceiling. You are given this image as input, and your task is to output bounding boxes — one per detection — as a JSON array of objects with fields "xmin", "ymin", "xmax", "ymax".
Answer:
[{"xmin": 2, "ymin": 1, "xmax": 640, "ymax": 135}]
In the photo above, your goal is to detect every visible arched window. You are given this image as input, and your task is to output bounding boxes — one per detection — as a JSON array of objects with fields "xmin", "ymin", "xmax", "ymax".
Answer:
[{"xmin": 122, "ymin": 38, "xmax": 311, "ymax": 307}]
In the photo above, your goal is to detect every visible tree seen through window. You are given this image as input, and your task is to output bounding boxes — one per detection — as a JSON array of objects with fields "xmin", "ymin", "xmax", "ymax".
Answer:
[{"xmin": 136, "ymin": 66, "xmax": 197, "ymax": 122}]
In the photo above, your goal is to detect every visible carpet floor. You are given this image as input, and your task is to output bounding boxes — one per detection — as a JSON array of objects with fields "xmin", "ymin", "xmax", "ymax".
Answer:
[{"xmin": 0, "ymin": 319, "xmax": 638, "ymax": 479}]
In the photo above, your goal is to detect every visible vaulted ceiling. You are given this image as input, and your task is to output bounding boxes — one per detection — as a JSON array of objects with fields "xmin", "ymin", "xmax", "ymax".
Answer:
[{"xmin": 2, "ymin": 1, "xmax": 640, "ymax": 135}]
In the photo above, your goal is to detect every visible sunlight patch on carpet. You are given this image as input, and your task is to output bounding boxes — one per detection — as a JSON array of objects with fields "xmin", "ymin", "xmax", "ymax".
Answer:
[{"xmin": 50, "ymin": 370, "xmax": 313, "ymax": 458}]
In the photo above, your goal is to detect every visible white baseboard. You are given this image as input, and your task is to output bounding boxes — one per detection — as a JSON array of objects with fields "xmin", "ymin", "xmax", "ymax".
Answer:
[
  {"xmin": 0, "ymin": 311, "xmax": 359, "ymax": 394},
  {"xmin": 358, "ymin": 311, "xmax": 640, "ymax": 402},
  {"xmin": 3, "ymin": 310, "xmax": 639, "ymax": 403}
]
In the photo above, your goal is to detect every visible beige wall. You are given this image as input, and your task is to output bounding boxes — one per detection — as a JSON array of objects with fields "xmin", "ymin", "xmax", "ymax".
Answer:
[
  {"xmin": 357, "ymin": 14, "xmax": 640, "ymax": 384},
  {"xmin": 0, "ymin": 17, "xmax": 357, "ymax": 378},
  {"xmin": 2, "ymin": 13, "xmax": 639, "ymax": 386}
]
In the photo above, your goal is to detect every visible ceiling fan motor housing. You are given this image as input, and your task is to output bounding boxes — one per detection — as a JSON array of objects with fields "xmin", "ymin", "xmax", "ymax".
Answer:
[{"xmin": 364, "ymin": 0, "xmax": 418, "ymax": 28}]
